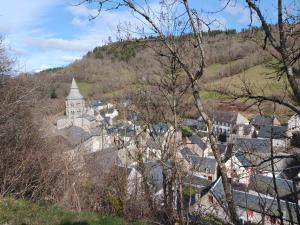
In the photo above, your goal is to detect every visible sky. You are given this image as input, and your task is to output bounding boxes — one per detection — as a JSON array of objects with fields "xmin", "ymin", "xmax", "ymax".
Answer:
[{"xmin": 0, "ymin": 0, "xmax": 282, "ymax": 73}]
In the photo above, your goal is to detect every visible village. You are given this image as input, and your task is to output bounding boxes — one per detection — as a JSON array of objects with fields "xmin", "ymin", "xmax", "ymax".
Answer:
[{"xmin": 50, "ymin": 78, "xmax": 300, "ymax": 225}]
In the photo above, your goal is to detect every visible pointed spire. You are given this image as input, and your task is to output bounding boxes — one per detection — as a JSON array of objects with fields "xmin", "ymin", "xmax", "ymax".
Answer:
[
  {"xmin": 66, "ymin": 78, "xmax": 84, "ymax": 100},
  {"xmin": 70, "ymin": 77, "xmax": 79, "ymax": 89}
]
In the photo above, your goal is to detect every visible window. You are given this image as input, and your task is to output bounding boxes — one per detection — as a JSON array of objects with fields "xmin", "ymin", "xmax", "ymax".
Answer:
[
  {"xmin": 71, "ymin": 103, "xmax": 74, "ymax": 107},
  {"xmin": 208, "ymin": 176, "xmax": 212, "ymax": 181},
  {"xmin": 228, "ymin": 178, "xmax": 232, "ymax": 184},
  {"xmin": 208, "ymin": 195, "xmax": 213, "ymax": 204}
]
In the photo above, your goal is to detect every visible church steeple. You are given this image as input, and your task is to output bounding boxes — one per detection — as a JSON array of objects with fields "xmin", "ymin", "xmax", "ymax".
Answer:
[
  {"xmin": 65, "ymin": 78, "xmax": 85, "ymax": 119},
  {"xmin": 66, "ymin": 78, "xmax": 84, "ymax": 100}
]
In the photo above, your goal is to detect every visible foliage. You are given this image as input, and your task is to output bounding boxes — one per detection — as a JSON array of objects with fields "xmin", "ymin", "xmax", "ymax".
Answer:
[{"xmin": 0, "ymin": 197, "xmax": 144, "ymax": 225}]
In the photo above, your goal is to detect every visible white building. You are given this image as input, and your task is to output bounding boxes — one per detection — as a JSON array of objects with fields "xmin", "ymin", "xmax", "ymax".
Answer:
[
  {"xmin": 288, "ymin": 113, "xmax": 300, "ymax": 136},
  {"xmin": 212, "ymin": 111, "xmax": 249, "ymax": 141}
]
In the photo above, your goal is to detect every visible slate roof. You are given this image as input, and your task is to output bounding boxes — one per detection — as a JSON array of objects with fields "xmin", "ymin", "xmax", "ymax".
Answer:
[
  {"xmin": 257, "ymin": 125, "xmax": 288, "ymax": 139},
  {"xmin": 251, "ymin": 115, "xmax": 274, "ymax": 126},
  {"xmin": 182, "ymin": 153, "xmax": 217, "ymax": 174},
  {"xmin": 182, "ymin": 118, "xmax": 199, "ymax": 127},
  {"xmin": 235, "ymin": 138, "xmax": 271, "ymax": 154},
  {"xmin": 217, "ymin": 143, "xmax": 227, "ymax": 155},
  {"xmin": 57, "ymin": 126, "xmax": 92, "ymax": 147},
  {"xmin": 188, "ymin": 135, "xmax": 207, "ymax": 150},
  {"xmin": 66, "ymin": 78, "xmax": 84, "ymax": 100},
  {"xmin": 181, "ymin": 147, "xmax": 197, "ymax": 157},
  {"xmin": 210, "ymin": 177, "xmax": 300, "ymax": 224},
  {"xmin": 213, "ymin": 111, "xmax": 238, "ymax": 124},
  {"xmin": 183, "ymin": 174, "xmax": 212, "ymax": 188},
  {"xmin": 92, "ymin": 100, "xmax": 106, "ymax": 107},
  {"xmin": 249, "ymin": 174, "xmax": 300, "ymax": 198},
  {"xmin": 150, "ymin": 122, "xmax": 171, "ymax": 136},
  {"xmin": 143, "ymin": 161, "xmax": 165, "ymax": 192},
  {"xmin": 84, "ymin": 146, "xmax": 121, "ymax": 176},
  {"xmin": 116, "ymin": 165, "xmax": 134, "ymax": 178},
  {"xmin": 117, "ymin": 127, "xmax": 135, "ymax": 137},
  {"xmin": 127, "ymin": 112, "xmax": 140, "ymax": 122},
  {"xmin": 234, "ymin": 138, "xmax": 287, "ymax": 171},
  {"xmin": 81, "ymin": 113, "xmax": 96, "ymax": 122}
]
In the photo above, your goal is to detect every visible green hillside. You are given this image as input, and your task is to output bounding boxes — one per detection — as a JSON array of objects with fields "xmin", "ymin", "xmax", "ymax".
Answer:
[
  {"xmin": 0, "ymin": 197, "xmax": 143, "ymax": 225},
  {"xmin": 35, "ymin": 32, "xmax": 297, "ymax": 123}
]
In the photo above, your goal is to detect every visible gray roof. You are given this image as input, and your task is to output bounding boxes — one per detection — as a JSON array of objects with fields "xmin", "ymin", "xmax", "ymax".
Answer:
[
  {"xmin": 217, "ymin": 143, "xmax": 228, "ymax": 155},
  {"xmin": 93, "ymin": 100, "xmax": 106, "ymax": 107},
  {"xmin": 142, "ymin": 161, "xmax": 165, "ymax": 192},
  {"xmin": 182, "ymin": 119, "xmax": 199, "ymax": 127},
  {"xmin": 257, "ymin": 125, "xmax": 288, "ymax": 139},
  {"xmin": 58, "ymin": 126, "xmax": 92, "ymax": 147},
  {"xmin": 211, "ymin": 177, "xmax": 300, "ymax": 224},
  {"xmin": 81, "ymin": 113, "xmax": 96, "ymax": 122},
  {"xmin": 84, "ymin": 147, "xmax": 121, "ymax": 176},
  {"xmin": 234, "ymin": 138, "xmax": 287, "ymax": 171},
  {"xmin": 66, "ymin": 78, "xmax": 84, "ymax": 100},
  {"xmin": 250, "ymin": 174, "xmax": 300, "ymax": 198},
  {"xmin": 183, "ymin": 174, "xmax": 212, "ymax": 189},
  {"xmin": 213, "ymin": 111, "xmax": 238, "ymax": 124},
  {"xmin": 117, "ymin": 127, "xmax": 135, "ymax": 137},
  {"xmin": 181, "ymin": 147, "xmax": 197, "ymax": 157},
  {"xmin": 116, "ymin": 165, "xmax": 134, "ymax": 178},
  {"xmin": 188, "ymin": 135, "xmax": 207, "ymax": 150},
  {"xmin": 251, "ymin": 115, "xmax": 274, "ymax": 126},
  {"xmin": 182, "ymin": 153, "xmax": 217, "ymax": 174},
  {"xmin": 235, "ymin": 138, "xmax": 271, "ymax": 154},
  {"xmin": 150, "ymin": 122, "xmax": 171, "ymax": 136}
]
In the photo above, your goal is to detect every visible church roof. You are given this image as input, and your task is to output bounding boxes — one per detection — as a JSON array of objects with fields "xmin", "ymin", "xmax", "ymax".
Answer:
[{"xmin": 66, "ymin": 78, "xmax": 84, "ymax": 100}]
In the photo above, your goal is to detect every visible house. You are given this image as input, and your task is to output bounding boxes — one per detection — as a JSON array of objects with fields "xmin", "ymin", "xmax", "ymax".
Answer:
[
  {"xmin": 116, "ymin": 165, "xmax": 142, "ymax": 195},
  {"xmin": 229, "ymin": 124, "xmax": 256, "ymax": 143},
  {"xmin": 83, "ymin": 146, "xmax": 122, "ymax": 180},
  {"xmin": 212, "ymin": 111, "xmax": 249, "ymax": 137},
  {"xmin": 288, "ymin": 113, "xmax": 300, "ymax": 137},
  {"xmin": 182, "ymin": 118, "xmax": 208, "ymax": 133},
  {"xmin": 251, "ymin": 115, "xmax": 281, "ymax": 131},
  {"xmin": 249, "ymin": 174, "xmax": 300, "ymax": 202},
  {"xmin": 225, "ymin": 138, "xmax": 287, "ymax": 185},
  {"xmin": 207, "ymin": 177, "xmax": 300, "ymax": 225},
  {"xmin": 92, "ymin": 100, "xmax": 113, "ymax": 111},
  {"xmin": 257, "ymin": 125, "xmax": 288, "ymax": 148},
  {"xmin": 180, "ymin": 148, "xmax": 217, "ymax": 181},
  {"xmin": 183, "ymin": 135, "xmax": 208, "ymax": 157},
  {"xmin": 56, "ymin": 125, "xmax": 109, "ymax": 154}
]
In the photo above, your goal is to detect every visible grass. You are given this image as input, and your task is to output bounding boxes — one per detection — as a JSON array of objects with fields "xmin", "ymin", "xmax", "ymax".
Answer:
[
  {"xmin": 205, "ymin": 63, "xmax": 288, "ymax": 96},
  {"xmin": 0, "ymin": 197, "xmax": 143, "ymax": 225},
  {"xmin": 200, "ymin": 90, "xmax": 225, "ymax": 101},
  {"xmin": 205, "ymin": 63, "xmax": 224, "ymax": 76},
  {"xmin": 77, "ymin": 82, "xmax": 93, "ymax": 97}
]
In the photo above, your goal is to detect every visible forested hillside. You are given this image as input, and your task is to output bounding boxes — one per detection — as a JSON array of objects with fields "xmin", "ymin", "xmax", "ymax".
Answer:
[{"xmin": 36, "ymin": 30, "xmax": 294, "ymax": 122}]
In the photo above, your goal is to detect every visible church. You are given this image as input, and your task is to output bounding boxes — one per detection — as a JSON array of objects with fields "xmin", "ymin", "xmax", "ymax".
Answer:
[{"xmin": 57, "ymin": 78, "xmax": 101, "ymax": 132}]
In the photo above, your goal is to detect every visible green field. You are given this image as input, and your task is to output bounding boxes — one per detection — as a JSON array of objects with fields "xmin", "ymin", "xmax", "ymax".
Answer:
[
  {"xmin": 205, "ymin": 63, "xmax": 287, "ymax": 95},
  {"xmin": 0, "ymin": 197, "xmax": 143, "ymax": 225}
]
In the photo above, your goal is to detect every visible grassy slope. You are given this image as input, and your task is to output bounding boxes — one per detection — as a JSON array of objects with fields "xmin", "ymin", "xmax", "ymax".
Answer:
[
  {"xmin": 202, "ymin": 63, "xmax": 295, "ymax": 123},
  {"xmin": 0, "ymin": 197, "xmax": 142, "ymax": 225}
]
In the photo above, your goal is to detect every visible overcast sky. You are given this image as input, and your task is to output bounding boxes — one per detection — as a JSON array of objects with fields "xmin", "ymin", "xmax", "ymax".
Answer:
[{"xmin": 0, "ymin": 0, "xmax": 284, "ymax": 73}]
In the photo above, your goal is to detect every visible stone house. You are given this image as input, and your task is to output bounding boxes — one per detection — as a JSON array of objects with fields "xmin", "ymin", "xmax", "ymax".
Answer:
[
  {"xmin": 257, "ymin": 125, "xmax": 289, "ymax": 149},
  {"xmin": 212, "ymin": 111, "xmax": 249, "ymax": 137},
  {"xmin": 251, "ymin": 115, "xmax": 281, "ymax": 131},
  {"xmin": 288, "ymin": 113, "xmax": 300, "ymax": 137}
]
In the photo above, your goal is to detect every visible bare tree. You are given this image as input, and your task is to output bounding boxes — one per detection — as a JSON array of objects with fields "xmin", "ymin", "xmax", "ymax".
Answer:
[{"xmin": 79, "ymin": 0, "xmax": 242, "ymax": 224}]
